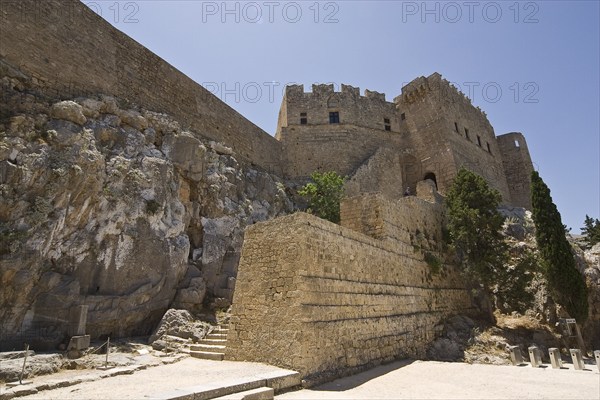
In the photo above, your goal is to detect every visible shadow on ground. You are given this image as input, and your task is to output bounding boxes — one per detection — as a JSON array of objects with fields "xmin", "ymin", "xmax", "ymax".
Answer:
[{"xmin": 315, "ymin": 360, "xmax": 415, "ymax": 392}]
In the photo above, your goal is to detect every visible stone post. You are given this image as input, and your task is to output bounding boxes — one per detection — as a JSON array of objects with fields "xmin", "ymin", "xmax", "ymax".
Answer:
[
  {"xmin": 570, "ymin": 349, "xmax": 584, "ymax": 370},
  {"xmin": 509, "ymin": 345, "xmax": 524, "ymax": 366},
  {"xmin": 68, "ymin": 305, "xmax": 88, "ymax": 336},
  {"xmin": 548, "ymin": 348, "xmax": 562, "ymax": 369},
  {"xmin": 528, "ymin": 346, "xmax": 542, "ymax": 368}
]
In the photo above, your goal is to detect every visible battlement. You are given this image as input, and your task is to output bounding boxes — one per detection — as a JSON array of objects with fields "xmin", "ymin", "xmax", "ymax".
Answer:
[
  {"xmin": 395, "ymin": 72, "xmax": 489, "ymax": 123},
  {"xmin": 285, "ymin": 83, "xmax": 389, "ymax": 103}
]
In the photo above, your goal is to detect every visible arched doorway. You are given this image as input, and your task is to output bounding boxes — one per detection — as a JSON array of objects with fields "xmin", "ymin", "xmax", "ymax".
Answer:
[{"xmin": 423, "ymin": 172, "xmax": 437, "ymax": 189}]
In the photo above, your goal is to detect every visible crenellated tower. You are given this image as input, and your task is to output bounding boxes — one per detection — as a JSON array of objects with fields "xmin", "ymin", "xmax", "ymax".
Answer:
[{"xmin": 275, "ymin": 73, "xmax": 534, "ymax": 208}]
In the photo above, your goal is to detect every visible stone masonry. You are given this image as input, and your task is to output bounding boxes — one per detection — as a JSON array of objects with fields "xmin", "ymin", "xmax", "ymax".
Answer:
[
  {"xmin": 226, "ymin": 186, "xmax": 476, "ymax": 381},
  {"xmin": 1, "ymin": 1, "xmax": 534, "ymax": 208},
  {"xmin": 2, "ymin": 0, "xmax": 536, "ymax": 360},
  {"xmin": 276, "ymin": 75, "xmax": 534, "ymax": 208}
]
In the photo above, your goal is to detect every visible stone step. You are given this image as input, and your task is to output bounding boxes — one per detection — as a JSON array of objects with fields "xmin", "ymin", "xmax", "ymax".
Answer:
[
  {"xmin": 214, "ymin": 328, "xmax": 229, "ymax": 333},
  {"xmin": 213, "ymin": 386, "xmax": 274, "ymax": 400},
  {"xmin": 190, "ymin": 350, "xmax": 225, "ymax": 361},
  {"xmin": 207, "ymin": 333, "xmax": 228, "ymax": 339},
  {"xmin": 191, "ymin": 344, "xmax": 227, "ymax": 351},
  {"xmin": 148, "ymin": 370, "xmax": 299, "ymax": 400},
  {"xmin": 199, "ymin": 338, "xmax": 227, "ymax": 345}
]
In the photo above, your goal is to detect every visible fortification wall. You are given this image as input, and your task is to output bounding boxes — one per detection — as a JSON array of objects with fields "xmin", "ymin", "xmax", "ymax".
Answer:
[
  {"xmin": 0, "ymin": 0, "xmax": 283, "ymax": 173},
  {"xmin": 281, "ymin": 124, "xmax": 409, "ymax": 179},
  {"xmin": 395, "ymin": 73, "xmax": 512, "ymax": 202},
  {"xmin": 497, "ymin": 132, "xmax": 534, "ymax": 209},
  {"xmin": 276, "ymin": 84, "xmax": 401, "ymax": 137},
  {"xmin": 226, "ymin": 196, "xmax": 476, "ymax": 381}
]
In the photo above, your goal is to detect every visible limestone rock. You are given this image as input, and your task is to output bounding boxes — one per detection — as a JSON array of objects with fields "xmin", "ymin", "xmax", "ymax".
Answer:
[
  {"xmin": 0, "ymin": 90, "xmax": 293, "ymax": 349},
  {"xmin": 50, "ymin": 100, "xmax": 86, "ymax": 125},
  {"xmin": 209, "ymin": 140, "xmax": 233, "ymax": 156},
  {"xmin": 0, "ymin": 353, "xmax": 63, "ymax": 382},
  {"xmin": 119, "ymin": 109, "xmax": 149, "ymax": 131},
  {"xmin": 148, "ymin": 309, "xmax": 210, "ymax": 344},
  {"xmin": 78, "ymin": 98, "xmax": 104, "ymax": 118}
]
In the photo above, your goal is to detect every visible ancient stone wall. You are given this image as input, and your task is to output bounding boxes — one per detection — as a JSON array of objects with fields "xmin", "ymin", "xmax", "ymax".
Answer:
[
  {"xmin": 0, "ymin": 0, "xmax": 283, "ymax": 174},
  {"xmin": 497, "ymin": 132, "xmax": 534, "ymax": 209},
  {"xmin": 394, "ymin": 73, "xmax": 512, "ymax": 201},
  {"xmin": 226, "ymin": 194, "xmax": 476, "ymax": 381},
  {"xmin": 276, "ymin": 74, "xmax": 530, "ymax": 207},
  {"xmin": 280, "ymin": 124, "xmax": 409, "ymax": 179},
  {"xmin": 276, "ymin": 84, "xmax": 401, "ymax": 136}
]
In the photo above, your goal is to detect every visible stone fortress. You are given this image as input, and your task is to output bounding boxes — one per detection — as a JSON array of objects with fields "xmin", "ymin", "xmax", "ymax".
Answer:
[
  {"xmin": 0, "ymin": 0, "xmax": 542, "ymax": 385},
  {"xmin": 276, "ymin": 77, "xmax": 533, "ymax": 208}
]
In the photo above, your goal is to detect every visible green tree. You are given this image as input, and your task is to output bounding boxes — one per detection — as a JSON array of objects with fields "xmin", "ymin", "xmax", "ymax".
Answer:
[
  {"xmin": 445, "ymin": 168, "xmax": 508, "ymax": 290},
  {"xmin": 531, "ymin": 171, "xmax": 588, "ymax": 322},
  {"xmin": 581, "ymin": 215, "xmax": 600, "ymax": 247},
  {"xmin": 299, "ymin": 171, "xmax": 346, "ymax": 223}
]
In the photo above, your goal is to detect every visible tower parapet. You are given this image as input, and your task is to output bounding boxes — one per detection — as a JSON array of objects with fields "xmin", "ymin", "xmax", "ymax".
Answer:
[
  {"xmin": 497, "ymin": 132, "xmax": 534, "ymax": 209},
  {"xmin": 277, "ymin": 83, "xmax": 399, "ymax": 133}
]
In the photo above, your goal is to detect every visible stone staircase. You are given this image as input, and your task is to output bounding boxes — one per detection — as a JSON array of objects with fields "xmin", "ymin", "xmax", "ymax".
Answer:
[{"xmin": 190, "ymin": 323, "xmax": 229, "ymax": 361}]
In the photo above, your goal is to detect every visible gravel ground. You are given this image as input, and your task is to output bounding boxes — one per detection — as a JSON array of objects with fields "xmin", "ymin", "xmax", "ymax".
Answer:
[{"xmin": 277, "ymin": 360, "xmax": 600, "ymax": 400}]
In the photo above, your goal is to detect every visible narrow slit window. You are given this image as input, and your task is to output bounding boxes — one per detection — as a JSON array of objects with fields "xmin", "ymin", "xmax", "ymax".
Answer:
[
  {"xmin": 454, "ymin": 122, "xmax": 459, "ymax": 133},
  {"xmin": 329, "ymin": 111, "xmax": 340, "ymax": 124},
  {"xmin": 514, "ymin": 139, "xmax": 520, "ymax": 147},
  {"xmin": 464, "ymin": 128, "xmax": 470, "ymax": 140},
  {"xmin": 477, "ymin": 135, "xmax": 482, "ymax": 146},
  {"xmin": 486, "ymin": 142, "xmax": 492, "ymax": 153},
  {"xmin": 401, "ymin": 113, "xmax": 406, "ymax": 121}
]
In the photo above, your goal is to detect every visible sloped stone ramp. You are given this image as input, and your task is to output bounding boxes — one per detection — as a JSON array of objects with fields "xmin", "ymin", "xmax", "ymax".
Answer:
[{"xmin": 146, "ymin": 369, "xmax": 300, "ymax": 400}]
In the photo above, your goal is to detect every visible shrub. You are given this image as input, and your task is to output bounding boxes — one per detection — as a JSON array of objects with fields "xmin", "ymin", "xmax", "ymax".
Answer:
[{"xmin": 299, "ymin": 171, "xmax": 346, "ymax": 223}]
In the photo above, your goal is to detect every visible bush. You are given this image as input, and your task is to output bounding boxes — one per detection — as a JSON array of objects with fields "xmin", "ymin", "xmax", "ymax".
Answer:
[{"xmin": 299, "ymin": 171, "xmax": 346, "ymax": 223}]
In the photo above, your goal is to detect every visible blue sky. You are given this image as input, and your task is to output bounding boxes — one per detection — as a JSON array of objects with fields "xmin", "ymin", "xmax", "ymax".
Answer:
[{"xmin": 91, "ymin": 0, "xmax": 599, "ymax": 233}]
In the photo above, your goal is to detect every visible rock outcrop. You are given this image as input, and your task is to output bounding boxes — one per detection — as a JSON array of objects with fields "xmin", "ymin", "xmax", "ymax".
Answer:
[{"xmin": 0, "ymin": 77, "xmax": 293, "ymax": 350}]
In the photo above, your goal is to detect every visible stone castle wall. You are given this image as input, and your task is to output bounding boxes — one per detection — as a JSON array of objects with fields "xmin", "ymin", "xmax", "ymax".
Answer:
[
  {"xmin": 226, "ymin": 194, "xmax": 476, "ymax": 381},
  {"xmin": 0, "ymin": 0, "xmax": 283, "ymax": 174},
  {"xmin": 497, "ymin": 132, "xmax": 534, "ymax": 209},
  {"xmin": 280, "ymin": 124, "xmax": 408, "ymax": 179},
  {"xmin": 394, "ymin": 73, "xmax": 513, "ymax": 202},
  {"xmin": 277, "ymin": 84, "xmax": 401, "ymax": 135}
]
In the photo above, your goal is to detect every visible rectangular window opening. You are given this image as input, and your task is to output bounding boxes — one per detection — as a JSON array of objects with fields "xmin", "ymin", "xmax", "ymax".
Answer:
[
  {"xmin": 486, "ymin": 142, "xmax": 492, "ymax": 153},
  {"xmin": 464, "ymin": 128, "xmax": 470, "ymax": 140},
  {"xmin": 514, "ymin": 139, "xmax": 520, "ymax": 147},
  {"xmin": 300, "ymin": 118, "xmax": 307, "ymax": 125},
  {"xmin": 454, "ymin": 122, "xmax": 459, "ymax": 133},
  {"xmin": 384, "ymin": 117, "xmax": 391, "ymax": 131},
  {"xmin": 329, "ymin": 111, "xmax": 340, "ymax": 124},
  {"xmin": 477, "ymin": 135, "xmax": 482, "ymax": 146},
  {"xmin": 401, "ymin": 113, "xmax": 406, "ymax": 121}
]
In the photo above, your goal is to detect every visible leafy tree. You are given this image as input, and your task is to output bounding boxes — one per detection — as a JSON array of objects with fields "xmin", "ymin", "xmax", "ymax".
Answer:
[
  {"xmin": 445, "ymin": 168, "xmax": 508, "ymax": 290},
  {"xmin": 531, "ymin": 171, "xmax": 588, "ymax": 322},
  {"xmin": 299, "ymin": 171, "xmax": 346, "ymax": 223},
  {"xmin": 582, "ymin": 215, "xmax": 600, "ymax": 247}
]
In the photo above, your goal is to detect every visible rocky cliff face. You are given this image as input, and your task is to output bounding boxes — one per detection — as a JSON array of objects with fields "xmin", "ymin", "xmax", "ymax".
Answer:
[{"xmin": 0, "ymin": 75, "xmax": 292, "ymax": 350}]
